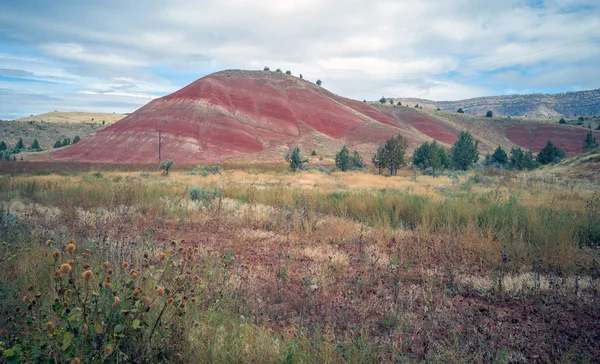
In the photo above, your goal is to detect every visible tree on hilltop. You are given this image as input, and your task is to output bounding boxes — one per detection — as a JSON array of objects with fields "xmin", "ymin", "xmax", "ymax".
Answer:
[
  {"xmin": 316, "ymin": 79, "xmax": 322, "ymax": 86},
  {"xmin": 457, "ymin": 108, "xmax": 464, "ymax": 113}
]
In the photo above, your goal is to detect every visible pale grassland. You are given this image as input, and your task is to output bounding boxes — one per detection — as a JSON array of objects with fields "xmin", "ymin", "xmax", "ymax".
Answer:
[{"xmin": 1, "ymin": 165, "xmax": 599, "ymax": 363}]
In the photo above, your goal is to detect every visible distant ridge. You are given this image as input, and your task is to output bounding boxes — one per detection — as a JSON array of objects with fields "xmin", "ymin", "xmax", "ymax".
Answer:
[{"xmin": 393, "ymin": 89, "xmax": 600, "ymax": 117}]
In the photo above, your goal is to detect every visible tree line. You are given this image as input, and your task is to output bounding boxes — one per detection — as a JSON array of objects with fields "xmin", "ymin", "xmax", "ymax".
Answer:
[
  {"xmin": 284, "ymin": 129, "xmax": 597, "ymax": 174},
  {"xmin": 0, "ymin": 135, "xmax": 81, "ymax": 161}
]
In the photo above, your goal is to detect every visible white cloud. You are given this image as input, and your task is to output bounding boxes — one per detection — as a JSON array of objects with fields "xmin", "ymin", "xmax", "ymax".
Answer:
[{"xmin": 0, "ymin": 0, "xmax": 599, "ymax": 118}]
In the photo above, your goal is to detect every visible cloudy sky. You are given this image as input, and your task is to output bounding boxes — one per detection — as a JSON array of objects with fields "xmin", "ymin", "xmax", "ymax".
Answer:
[{"xmin": 1, "ymin": 0, "xmax": 599, "ymax": 119}]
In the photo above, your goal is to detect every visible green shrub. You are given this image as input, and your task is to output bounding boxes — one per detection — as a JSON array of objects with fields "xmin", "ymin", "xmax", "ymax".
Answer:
[
  {"xmin": 467, "ymin": 173, "xmax": 494, "ymax": 185},
  {"xmin": 189, "ymin": 187, "xmax": 222, "ymax": 205},
  {"xmin": 159, "ymin": 160, "xmax": 174, "ymax": 175}
]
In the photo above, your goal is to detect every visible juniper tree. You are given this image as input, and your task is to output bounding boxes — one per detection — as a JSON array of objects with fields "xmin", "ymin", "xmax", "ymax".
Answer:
[{"xmin": 451, "ymin": 130, "xmax": 479, "ymax": 170}]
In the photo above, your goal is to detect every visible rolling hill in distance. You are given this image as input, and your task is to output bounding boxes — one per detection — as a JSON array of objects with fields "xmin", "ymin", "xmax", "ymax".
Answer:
[{"xmin": 394, "ymin": 88, "xmax": 600, "ymax": 117}]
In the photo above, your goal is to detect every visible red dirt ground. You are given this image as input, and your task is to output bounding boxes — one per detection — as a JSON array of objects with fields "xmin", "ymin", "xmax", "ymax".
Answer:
[
  {"xmin": 379, "ymin": 107, "xmax": 460, "ymax": 147},
  {"xmin": 506, "ymin": 123, "xmax": 600, "ymax": 156}
]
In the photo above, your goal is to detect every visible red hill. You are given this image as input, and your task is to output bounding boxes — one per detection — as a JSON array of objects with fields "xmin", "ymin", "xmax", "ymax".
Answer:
[{"xmin": 51, "ymin": 70, "xmax": 419, "ymax": 163}]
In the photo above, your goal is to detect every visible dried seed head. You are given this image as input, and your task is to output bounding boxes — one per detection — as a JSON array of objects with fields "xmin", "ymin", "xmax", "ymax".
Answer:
[
  {"xmin": 103, "ymin": 278, "xmax": 112, "ymax": 289},
  {"xmin": 122, "ymin": 261, "xmax": 129, "ymax": 269},
  {"xmin": 66, "ymin": 289, "xmax": 72, "ymax": 295},
  {"xmin": 82, "ymin": 252, "xmax": 89, "ymax": 259},
  {"xmin": 103, "ymin": 261, "xmax": 110, "ymax": 268},
  {"xmin": 131, "ymin": 272, "xmax": 138, "ymax": 280},
  {"xmin": 23, "ymin": 295, "xmax": 28, "ymax": 303},
  {"xmin": 71, "ymin": 358, "xmax": 81, "ymax": 364},
  {"xmin": 159, "ymin": 252, "xmax": 167, "ymax": 260},
  {"xmin": 143, "ymin": 296, "xmax": 152, "ymax": 305},
  {"xmin": 82, "ymin": 270, "xmax": 93, "ymax": 280},
  {"xmin": 157, "ymin": 287, "xmax": 165, "ymax": 297},
  {"xmin": 167, "ymin": 249, "xmax": 174, "ymax": 256},
  {"xmin": 68, "ymin": 259, "xmax": 75, "ymax": 267},
  {"xmin": 54, "ymin": 270, "xmax": 62, "ymax": 279},
  {"xmin": 52, "ymin": 251, "xmax": 60, "ymax": 260},
  {"xmin": 66, "ymin": 243, "xmax": 76, "ymax": 253},
  {"xmin": 114, "ymin": 296, "xmax": 120, "ymax": 305},
  {"xmin": 45, "ymin": 239, "xmax": 52, "ymax": 247},
  {"xmin": 46, "ymin": 321, "xmax": 55, "ymax": 330},
  {"xmin": 167, "ymin": 298, "xmax": 174, "ymax": 305},
  {"xmin": 104, "ymin": 346, "xmax": 113, "ymax": 356},
  {"xmin": 60, "ymin": 263, "xmax": 72, "ymax": 274},
  {"xmin": 107, "ymin": 268, "xmax": 113, "ymax": 275}
]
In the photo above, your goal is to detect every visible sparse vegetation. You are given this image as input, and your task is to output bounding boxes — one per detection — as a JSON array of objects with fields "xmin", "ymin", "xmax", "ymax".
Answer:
[
  {"xmin": 285, "ymin": 147, "xmax": 308, "ymax": 171},
  {"xmin": 159, "ymin": 159, "xmax": 174, "ymax": 175},
  {"xmin": 379, "ymin": 97, "xmax": 386, "ymax": 104},
  {"xmin": 335, "ymin": 146, "xmax": 366, "ymax": 171},
  {"xmin": 0, "ymin": 160, "xmax": 599, "ymax": 362}
]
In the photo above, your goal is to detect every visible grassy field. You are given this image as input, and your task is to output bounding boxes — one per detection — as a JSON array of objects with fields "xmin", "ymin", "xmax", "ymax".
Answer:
[{"xmin": 1, "ymin": 163, "xmax": 599, "ymax": 362}]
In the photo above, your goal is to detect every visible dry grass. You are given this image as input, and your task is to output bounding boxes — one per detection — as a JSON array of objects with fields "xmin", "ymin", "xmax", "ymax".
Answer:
[
  {"xmin": 15, "ymin": 111, "xmax": 124, "ymax": 124},
  {"xmin": 1, "ymin": 163, "xmax": 599, "ymax": 362}
]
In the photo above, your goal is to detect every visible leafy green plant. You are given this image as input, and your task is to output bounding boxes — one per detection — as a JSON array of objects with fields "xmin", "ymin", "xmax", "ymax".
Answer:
[
  {"xmin": 285, "ymin": 147, "xmax": 308, "ymax": 171},
  {"xmin": 0, "ymin": 239, "xmax": 203, "ymax": 362},
  {"xmin": 159, "ymin": 160, "xmax": 174, "ymax": 175}
]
